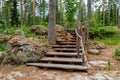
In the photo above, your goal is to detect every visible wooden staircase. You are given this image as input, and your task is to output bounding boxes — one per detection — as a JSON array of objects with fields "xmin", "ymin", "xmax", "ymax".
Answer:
[{"xmin": 26, "ymin": 30, "xmax": 89, "ymax": 71}]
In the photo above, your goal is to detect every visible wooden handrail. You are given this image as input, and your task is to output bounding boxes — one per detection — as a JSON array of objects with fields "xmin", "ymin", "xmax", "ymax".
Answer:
[{"xmin": 75, "ymin": 29, "xmax": 85, "ymax": 63}]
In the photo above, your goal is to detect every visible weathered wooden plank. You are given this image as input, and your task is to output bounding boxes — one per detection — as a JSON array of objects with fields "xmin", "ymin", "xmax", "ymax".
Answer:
[
  {"xmin": 46, "ymin": 52, "xmax": 82, "ymax": 57},
  {"xmin": 26, "ymin": 63, "xmax": 89, "ymax": 70},
  {"xmin": 53, "ymin": 48, "xmax": 82, "ymax": 52},
  {"xmin": 40, "ymin": 57, "xmax": 83, "ymax": 63},
  {"xmin": 52, "ymin": 45, "xmax": 81, "ymax": 48}
]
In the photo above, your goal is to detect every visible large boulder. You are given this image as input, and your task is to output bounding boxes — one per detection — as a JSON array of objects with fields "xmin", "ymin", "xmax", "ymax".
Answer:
[
  {"xmin": 3, "ymin": 36, "xmax": 47, "ymax": 64},
  {"xmin": 30, "ymin": 25, "xmax": 47, "ymax": 35},
  {"xmin": 55, "ymin": 25, "xmax": 73, "ymax": 42}
]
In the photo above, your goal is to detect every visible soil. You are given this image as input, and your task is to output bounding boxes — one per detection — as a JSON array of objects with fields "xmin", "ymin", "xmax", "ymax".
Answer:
[{"xmin": 0, "ymin": 46, "xmax": 120, "ymax": 80}]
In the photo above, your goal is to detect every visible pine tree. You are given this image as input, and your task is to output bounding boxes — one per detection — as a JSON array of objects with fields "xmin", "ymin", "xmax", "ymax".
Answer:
[{"xmin": 10, "ymin": 0, "xmax": 19, "ymax": 27}]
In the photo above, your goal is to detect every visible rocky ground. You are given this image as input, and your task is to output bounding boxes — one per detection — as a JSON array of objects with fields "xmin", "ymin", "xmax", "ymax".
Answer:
[{"xmin": 0, "ymin": 46, "xmax": 120, "ymax": 80}]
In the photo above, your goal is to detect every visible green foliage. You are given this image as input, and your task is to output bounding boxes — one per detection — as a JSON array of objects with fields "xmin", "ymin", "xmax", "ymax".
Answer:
[
  {"xmin": 90, "ymin": 18, "xmax": 116, "ymax": 38},
  {"xmin": 94, "ymin": 28, "xmax": 120, "ymax": 45},
  {"xmin": 106, "ymin": 60, "xmax": 111, "ymax": 70},
  {"xmin": 64, "ymin": 0, "xmax": 79, "ymax": 28},
  {"xmin": 114, "ymin": 46, "xmax": 120, "ymax": 60},
  {"xmin": 0, "ymin": 42, "xmax": 6, "ymax": 51},
  {"xmin": 0, "ymin": 19, "xmax": 6, "ymax": 28}
]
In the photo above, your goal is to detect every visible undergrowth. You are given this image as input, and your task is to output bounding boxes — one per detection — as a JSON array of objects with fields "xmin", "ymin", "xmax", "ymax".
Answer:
[
  {"xmin": 0, "ymin": 25, "xmax": 48, "ymax": 38},
  {"xmin": 94, "ymin": 28, "xmax": 120, "ymax": 45},
  {"xmin": 0, "ymin": 42, "xmax": 6, "ymax": 51},
  {"xmin": 114, "ymin": 46, "xmax": 120, "ymax": 60}
]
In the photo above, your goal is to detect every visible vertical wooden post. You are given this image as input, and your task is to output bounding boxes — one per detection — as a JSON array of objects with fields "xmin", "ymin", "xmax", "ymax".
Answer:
[{"xmin": 48, "ymin": 0, "xmax": 56, "ymax": 44}]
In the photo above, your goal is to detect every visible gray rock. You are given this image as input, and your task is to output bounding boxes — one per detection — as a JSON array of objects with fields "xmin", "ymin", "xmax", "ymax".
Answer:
[
  {"xmin": 97, "ymin": 43, "xmax": 106, "ymax": 49},
  {"xmin": 18, "ymin": 40, "xmax": 28, "ymax": 46},
  {"xmin": 14, "ymin": 30, "xmax": 25, "ymax": 37},
  {"xmin": 4, "ymin": 36, "xmax": 46, "ymax": 64},
  {"xmin": 88, "ymin": 49, "xmax": 100, "ymax": 55},
  {"xmin": 0, "ymin": 52, "xmax": 2, "ymax": 58},
  {"xmin": 89, "ymin": 61, "xmax": 112, "ymax": 69},
  {"xmin": 93, "ymin": 73, "xmax": 114, "ymax": 80},
  {"xmin": 6, "ymin": 44, "xmax": 13, "ymax": 51}
]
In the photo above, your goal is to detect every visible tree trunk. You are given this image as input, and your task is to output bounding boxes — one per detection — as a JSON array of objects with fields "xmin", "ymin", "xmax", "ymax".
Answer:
[
  {"xmin": 43, "ymin": 0, "xmax": 45, "ymax": 22},
  {"xmin": 60, "ymin": 0, "xmax": 62, "ymax": 25},
  {"xmin": 102, "ymin": 0, "xmax": 105, "ymax": 26},
  {"xmin": 87, "ymin": 0, "xmax": 91, "ymax": 40},
  {"xmin": 48, "ymin": 0, "xmax": 56, "ymax": 44},
  {"xmin": 108, "ymin": 0, "xmax": 110, "ymax": 25},
  {"xmin": 118, "ymin": 0, "xmax": 120, "ymax": 27},
  {"xmin": 32, "ymin": 0, "xmax": 36, "ymax": 25},
  {"xmin": 2, "ymin": 0, "xmax": 4, "ymax": 19},
  {"xmin": 20, "ymin": 0, "xmax": 23, "ymax": 25}
]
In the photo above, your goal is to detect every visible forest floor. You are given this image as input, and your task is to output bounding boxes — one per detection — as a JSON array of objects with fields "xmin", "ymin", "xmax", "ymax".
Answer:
[{"xmin": 0, "ymin": 46, "xmax": 120, "ymax": 80}]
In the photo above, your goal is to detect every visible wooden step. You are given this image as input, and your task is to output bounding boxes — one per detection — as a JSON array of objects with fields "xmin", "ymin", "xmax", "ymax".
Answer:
[
  {"xmin": 53, "ymin": 48, "xmax": 82, "ymax": 52},
  {"xmin": 60, "ymin": 42, "xmax": 77, "ymax": 45},
  {"xmin": 26, "ymin": 63, "xmax": 89, "ymax": 70},
  {"xmin": 52, "ymin": 45, "xmax": 80, "ymax": 48},
  {"xmin": 40, "ymin": 57, "xmax": 83, "ymax": 63},
  {"xmin": 46, "ymin": 52, "xmax": 82, "ymax": 57}
]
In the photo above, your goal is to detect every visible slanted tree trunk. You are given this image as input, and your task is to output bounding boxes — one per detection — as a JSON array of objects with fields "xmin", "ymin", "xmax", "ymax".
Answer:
[
  {"xmin": 118, "ymin": 0, "xmax": 120, "ymax": 27},
  {"xmin": 48, "ymin": 0, "xmax": 56, "ymax": 44}
]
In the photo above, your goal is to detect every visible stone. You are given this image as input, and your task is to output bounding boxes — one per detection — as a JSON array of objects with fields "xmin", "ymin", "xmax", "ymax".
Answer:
[
  {"xmin": 4, "ymin": 36, "xmax": 47, "ymax": 64},
  {"xmin": 0, "ymin": 34, "xmax": 12, "ymax": 42},
  {"xmin": 93, "ymin": 73, "xmax": 114, "ymax": 80},
  {"xmin": 30, "ymin": 25, "xmax": 47, "ymax": 35},
  {"xmin": 55, "ymin": 25, "xmax": 73, "ymax": 42},
  {"xmin": 14, "ymin": 30, "xmax": 25, "ymax": 37},
  {"xmin": 55, "ymin": 25, "xmax": 64, "ymax": 32},
  {"xmin": 97, "ymin": 43, "xmax": 106, "ymax": 49},
  {"xmin": 89, "ymin": 61, "xmax": 112, "ymax": 69},
  {"xmin": 88, "ymin": 49, "xmax": 100, "ymax": 55},
  {"xmin": 0, "ymin": 52, "xmax": 2, "ymax": 58}
]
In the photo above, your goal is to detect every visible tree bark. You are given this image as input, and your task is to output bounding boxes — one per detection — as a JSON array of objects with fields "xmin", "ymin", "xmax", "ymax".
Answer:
[
  {"xmin": 32, "ymin": 0, "xmax": 36, "ymax": 25},
  {"xmin": 118, "ymin": 0, "xmax": 120, "ymax": 27},
  {"xmin": 102, "ymin": 0, "xmax": 105, "ymax": 26},
  {"xmin": 2, "ymin": 0, "xmax": 4, "ymax": 19},
  {"xmin": 43, "ymin": 0, "xmax": 45, "ymax": 22},
  {"xmin": 48, "ymin": 0, "xmax": 56, "ymax": 44},
  {"xmin": 108, "ymin": 0, "xmax": 110, "ymax": 25},
  {"xmin": 20, "ymin": 0, "xmax": 23, "ymax": 25},
  {"xmin": 87, "ymin": 0, "xmax": 91, "ymax": 40}
]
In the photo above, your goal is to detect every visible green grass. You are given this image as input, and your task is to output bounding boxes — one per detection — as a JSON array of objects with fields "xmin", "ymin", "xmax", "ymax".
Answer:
[
  {"xmin": 114, "ymin": 46, "xmax": 120, "ymax": 60},
  {"xmin": 0, "ymin": 25, "xmax": 48, "ymax": 38},
  {"xmin": 94, "ymin": 29, "xmax": 120, "ymax": 45},
  {"xmin": 0, "ymin": 42, "xmax": 6, "ymax": 51}
]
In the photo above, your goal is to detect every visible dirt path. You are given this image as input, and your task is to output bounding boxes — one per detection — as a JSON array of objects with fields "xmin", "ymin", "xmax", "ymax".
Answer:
[{"xmin": 0, "ymin": 46, "xmax": 120, "ymax": 80}]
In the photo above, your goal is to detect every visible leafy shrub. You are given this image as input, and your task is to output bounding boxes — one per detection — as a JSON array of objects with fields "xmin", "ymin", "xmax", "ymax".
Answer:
[
  {"xmin": 0, "ymin": 42, "xmax": 6, "ymax": 51},
  {"xmin": 89, "ymin": 18, "xmax": 116, "ymax": 38},
  {"xmin": 114, "ymin": 46, "xmax": 120, "ymax": 60},
  {"xmin": 0, "ymin": 19, "xmax": 6, "ymax": 28}
]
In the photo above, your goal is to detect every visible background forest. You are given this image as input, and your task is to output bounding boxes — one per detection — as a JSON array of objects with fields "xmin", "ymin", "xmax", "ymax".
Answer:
[{"xmin": 0, "ymin": 0, "xmax": 120, "ymax": 45}]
